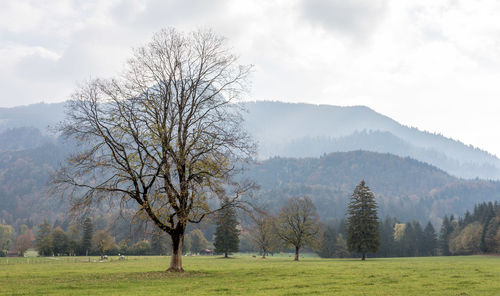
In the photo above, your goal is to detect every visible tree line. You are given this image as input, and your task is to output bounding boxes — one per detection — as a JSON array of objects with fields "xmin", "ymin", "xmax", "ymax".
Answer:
[{"xmin": 2, "ymin": 184, "xmax": 499, "ymax": 260}]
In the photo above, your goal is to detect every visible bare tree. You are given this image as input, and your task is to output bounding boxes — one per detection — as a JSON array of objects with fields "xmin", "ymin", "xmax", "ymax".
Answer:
[
  {"xmin": 249, "ymin": 210, "xmax": 280, "ymax": 259},
  {"xmin": 53, "ymin": 28, "xmax": 255, "ymax": 272},
  {"xmin": 92, "ymin": 230, "xmax": 115, "ymax": 259},
  {"xmin": 276, "ymin": 197, "xmax": 320, "ymax": 261}
]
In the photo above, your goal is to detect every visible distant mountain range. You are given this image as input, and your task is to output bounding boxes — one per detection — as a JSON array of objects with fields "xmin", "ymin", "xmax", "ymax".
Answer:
[
  {"xmin": 2, "ymin": 101, "xmax": 498, "ymax": 179},
  {"xmin": 244, "ymin": 101, "xmax": 500, "ymax": 180}
]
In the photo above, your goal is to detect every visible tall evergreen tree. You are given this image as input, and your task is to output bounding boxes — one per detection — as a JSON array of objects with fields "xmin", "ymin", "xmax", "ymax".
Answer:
[
  {"xmin": 378, "ymin": 217, "xmax": 396, "ymax": 257},
  {"xmin": 346, "ymin": 180, "xmax": 380, "ymax": 260},
  {"xmin": 214, "ymin": 203, "xmax": 240, "ymax": 258},
  {"xmin": 439, "ymin": 215, "xmax": 453, "ymax": 256},
  {"xmin": 480, "ymin": 203, "xmax": 496, "ymax": 252},
  {"xmin": 423, "ymin": 221, "xmax": 437, "ymax": 256},
  {"xmin": 81, "ymin": 218, "xmax": 93, "ymax": 256}
]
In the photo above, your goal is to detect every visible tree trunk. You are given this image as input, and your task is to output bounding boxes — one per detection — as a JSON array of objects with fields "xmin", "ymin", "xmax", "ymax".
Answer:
[
  {"xmin": 224, "ymin": 252, "xmax": 228, "ymax": 258},
  {"xmin": 168, "ymin": 233, "xmax": 184, "ymax": 272},
  {"xmin": 294, "ymin": 246, "xmax": 300, "ymax": 261},
  {"xmin": 362, "ymin": 252, "xmax": 366, "ymax": 261},
  {"xmin": 262, "ymin": 249, "xmax": 266, "ymax": 259}
]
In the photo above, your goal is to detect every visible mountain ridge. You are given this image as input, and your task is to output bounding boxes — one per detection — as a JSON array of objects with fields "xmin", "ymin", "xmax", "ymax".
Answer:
[{"xmin": 1, "ymin": 100, "xmax": 499, "ymax": 179}]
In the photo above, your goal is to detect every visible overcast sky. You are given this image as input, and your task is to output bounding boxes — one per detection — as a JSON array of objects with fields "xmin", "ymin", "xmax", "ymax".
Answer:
[{"xmin": 1, "ymin": 0, "xmax": 500, "ymax": 156}]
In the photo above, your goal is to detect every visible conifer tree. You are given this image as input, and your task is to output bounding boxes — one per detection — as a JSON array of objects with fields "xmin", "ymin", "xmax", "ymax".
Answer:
[
  {"xmin": 214, "ymin": 203, "xmax": 240, "ymax": 258},
  {"xmin": 378, "ymin": 217, "xmax": 396, "ymax": 257},
  {"xmin": 423, "ymin": 221, "xmax": 437, "ymax": 256},
  {"xmin": 81, "ymin": 218, "xmax": 93, "ymax": 256},
  {"xmin": 439, "ymin": 216, "xmax": 453, "ymax": 256},
  {"xmin": 346, "ymin": 180, "xmax": 379, "ymax": 260}
]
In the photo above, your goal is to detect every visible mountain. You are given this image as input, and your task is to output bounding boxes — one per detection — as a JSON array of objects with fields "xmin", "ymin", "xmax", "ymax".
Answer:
[
  {"xmin": 2, "ymin": 101, "xmax": 499, "ymax": 179},
  {"xmin": 246, "ymin": 151, "xmax": 500, "ymax": 225},
  {"xmin": 0, "ymin": 102, "xmax": 65, "ymax": 133},
  {"xmin": 244, "ymin": 101, "xmax": 500, "ymax": 179}
]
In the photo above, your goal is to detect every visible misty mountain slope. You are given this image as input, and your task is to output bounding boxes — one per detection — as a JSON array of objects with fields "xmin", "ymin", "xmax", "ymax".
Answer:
[
  {"xmin": 243, "ymin": 101, "xmax": 500, "ymax": 179},
  {"xmin": 0, "ymin": 102, "xmax": 65, "ymax": 134},
  {"xmin": 246, "ymin": 151, "xmax": 500, "ymax": 224},
  {"xmin": 1, "ymin": 100, "xmax": 499, "ymax": 179},
  {"xmin": 0, "ymin": 127, "xmax": 55, "ymax": 151}
]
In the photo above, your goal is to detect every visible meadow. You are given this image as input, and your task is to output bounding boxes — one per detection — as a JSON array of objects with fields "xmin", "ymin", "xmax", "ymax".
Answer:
[{"xmin": 1, "ymin": 255, "xmax": 500, "ymax": 295}]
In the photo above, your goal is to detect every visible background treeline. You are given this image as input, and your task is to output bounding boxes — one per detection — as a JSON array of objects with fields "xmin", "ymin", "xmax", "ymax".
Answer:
[
  {"xmin": 440, "ymin": 201, "xmax": 500, "ymax": 255},
  {"xmin": 0, "ymin": 212, "xmax": 216, "ymax": 257},
  {"xmin": 1, "ymin": 201, "xmax": 499, "ymax": 258},
  {"xmin": 315, "ymin": 218, "xmax": 438, "ymax": 258}
]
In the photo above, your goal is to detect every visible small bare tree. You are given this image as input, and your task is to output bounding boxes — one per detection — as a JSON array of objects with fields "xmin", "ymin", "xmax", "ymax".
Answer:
[
  {"xmin": 249, "ymin": 210, "xmax": 280, "ymax": 259},
  {"xmin": 53, "ymin": 28, "xmax": 255, "ymax": 271},
  {"xmin": 92, "ymin": 230, "xmax": 115, "ymax": 259},
  {"xmin": 276, "ymin": 197, "xmax": 320, "ymax": 261}
]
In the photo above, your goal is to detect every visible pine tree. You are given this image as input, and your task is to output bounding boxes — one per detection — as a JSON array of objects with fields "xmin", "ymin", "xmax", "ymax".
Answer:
[
  {"xmin": 378, "ymin": 217, "xmax": 396, "ymax": 257},
  {"xmin": 440, "ymin": 215, "xmax": 458, "ymax": 256},
  {"xmin": 346, "ymin": 180, "xmax": 380, "ymax": 260},
  {"xmin": 81, "ymin": 218, "xmax": 93, "ymax": 256},
  {"xmin": 214, "ymin": 204, "xmax": 240, "ymax": 258},
  {"xmin": 423, "ymin": 221, "xmax": 437, "ymax": 256},
  {"xmin": 480, "ymin": 203, "xmax": 496, "ymax": 252}
]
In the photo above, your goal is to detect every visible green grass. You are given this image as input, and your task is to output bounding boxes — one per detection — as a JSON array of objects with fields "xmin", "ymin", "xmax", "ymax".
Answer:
[{"xmin": 1, "ymin": 255, "xmax": 500, "ymax": 295}]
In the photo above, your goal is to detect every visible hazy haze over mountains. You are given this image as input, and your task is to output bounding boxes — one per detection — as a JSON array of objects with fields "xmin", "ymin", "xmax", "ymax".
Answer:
[
  {"xmin": 1, "ymin": 100, "xmax": 500, "ymax": 180},
  {"xmin": 244, "ymin": 101, "xmax": 500, "ymax": 180}
]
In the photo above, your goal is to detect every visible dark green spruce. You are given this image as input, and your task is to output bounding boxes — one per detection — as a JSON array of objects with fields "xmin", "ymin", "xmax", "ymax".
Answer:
[
  {"xmin": 214, "ymin": 203, "xmax": 240, "ymax": 258},
  {"xmin": 81, "ymin": 218, "xmax": 93, "ymax": 256},
  {"xmin": 346, "ymin": 180, "xmax": 380, "ymax": 260}
]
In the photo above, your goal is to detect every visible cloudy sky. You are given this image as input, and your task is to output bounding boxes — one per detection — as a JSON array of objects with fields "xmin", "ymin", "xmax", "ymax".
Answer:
[{"xmin": 1, "ymin": 0, "xmax": 500, "ymax": 156}]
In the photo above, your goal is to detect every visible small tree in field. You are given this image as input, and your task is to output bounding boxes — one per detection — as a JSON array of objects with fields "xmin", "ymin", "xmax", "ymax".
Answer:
[
  {"xmin": 346, "ymin": 180, "xmax": 379, "ymax": 260},
  {"xmin": 53, "ymin": 28, "xmax": 254, "ymax": 272},
  {"xmin": 16, "ymin": 229, "xmax": 34, "ymax": 257},
  {"xmin": 214, "ymin": 203, "xmax": 240, "ymax": 258},
  {"xmin": 276, "ymin": 197, "xmax": 320, "ymax": 261},
  {"xmin": 92, "ymin": 230, "xmax": 115, "ymax": 259},
  {"xmin": 249, "ymin": 210, "xmax": 280, "ymax": 259},
  {"xmin": 188, "ymin": 229, "xmax": 209, "ymax": 254}
]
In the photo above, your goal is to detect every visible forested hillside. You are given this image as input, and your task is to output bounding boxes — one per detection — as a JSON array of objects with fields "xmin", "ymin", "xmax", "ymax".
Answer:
[{"xmin": 245, "ymin": 151, "xmax": 500, "ymax": 225}]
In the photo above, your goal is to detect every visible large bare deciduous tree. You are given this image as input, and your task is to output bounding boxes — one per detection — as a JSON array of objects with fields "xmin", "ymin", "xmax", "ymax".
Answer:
[
  {"xmin": 276, "ymin": 196, "xmax": 320, "ymax": 261},
  {"xmin": 53, "ymin": 28, "xmax": 255, "ymax": 272}
]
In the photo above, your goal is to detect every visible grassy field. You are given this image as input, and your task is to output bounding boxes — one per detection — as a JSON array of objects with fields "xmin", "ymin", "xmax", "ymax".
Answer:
[{"xmin": 1, "ymin": 255, "xmax": 500, "ymax": 295}]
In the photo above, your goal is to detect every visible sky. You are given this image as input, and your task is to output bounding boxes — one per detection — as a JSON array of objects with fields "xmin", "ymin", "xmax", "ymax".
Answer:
[{"xmin": 1, "ymin": 0, "xmax": 500, "ymax": 156}]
